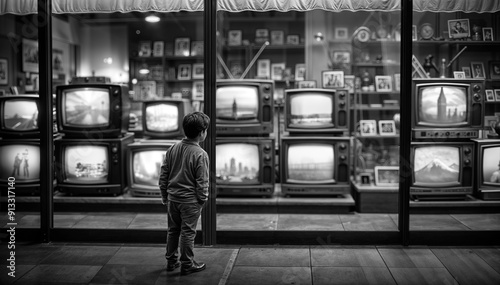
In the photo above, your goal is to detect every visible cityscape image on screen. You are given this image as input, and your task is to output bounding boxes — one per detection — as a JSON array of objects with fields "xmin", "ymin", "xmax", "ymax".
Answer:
[
  {"xmin": 3, "ymin": 100, "xmax": 38, "ymax": 131},
  {"xmin": 482, "ymin": 146, "xmax": 500, "ymax": 184},
  {"xmin": 216, "ymin": 143, "xmax": 259, "ymax": 184},
  {"xmin": 64, "ymin": 145, "xmax": 108, "ymax": 183},
  {"xmin": 419, "ymin": 86, "xmax": 467, "ymax": 125},
  {"xmin": 216, "ymin": 86, "xmax": 258, "ymax": 120},
  {"xmin": 133, "ymin": 150, "xmax": 165, "ymax": 186},
  {"xmin": 64, "ymin": 90, "xmax": 110, "ymax": 126},
  {"xmin": 0, "ymin": 144, "xmax": 40, "ymax": 181},
  {"xmin": 289, "ymin": 94, "xmax": 333, "ymax": 126},
  {"xmin": 414, "ymin": 146, "xmax": 460, "ymax": 184},
  {"xmin": 145, "ymin": 104, "xmax": 179, "ymax": 132},
  {"xmin": 287, "ymin": 144, "xmax": 334, "ymax": 181}
]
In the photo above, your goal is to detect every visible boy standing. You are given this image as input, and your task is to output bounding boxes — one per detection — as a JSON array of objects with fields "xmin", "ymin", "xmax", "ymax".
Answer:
[{"xmin": 159, "ymin": 112, "xmax": 210, "ymax": 275}]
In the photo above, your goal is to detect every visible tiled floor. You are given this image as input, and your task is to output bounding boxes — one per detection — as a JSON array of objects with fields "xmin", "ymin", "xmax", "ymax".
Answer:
[{"xmin": 1, "ymin": 243, "xmax": 499, "ymax": 284}]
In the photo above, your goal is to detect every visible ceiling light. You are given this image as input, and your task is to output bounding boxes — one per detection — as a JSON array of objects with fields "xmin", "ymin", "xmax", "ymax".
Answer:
[{"xmin": 145, "ymin": 15, "xmax": 160, "ymax": 23}]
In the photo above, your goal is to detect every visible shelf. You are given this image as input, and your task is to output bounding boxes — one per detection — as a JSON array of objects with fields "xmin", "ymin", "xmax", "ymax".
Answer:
[{"xmin": 413, "ymin": 40, "xmax": 500, "ymax": 46}]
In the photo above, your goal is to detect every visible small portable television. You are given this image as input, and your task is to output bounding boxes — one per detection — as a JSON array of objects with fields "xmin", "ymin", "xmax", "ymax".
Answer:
[
  {"xmin": 473, "ymin": 139, "xmax": 500, "ymax": 200},
  {"xmin": 142, "ymin": 99, "xmax": 192, "ymax": 139},
  {"xmin": 412, "ymin": 78, "xmax": 484, "ymax": 139},
  {"xmin": 216, "ymin": 79, "xmax": 274, "ymax": 136},
  {"xmin": 55, "ymin": 133, "xmax": 134, "ymax": 196},
  {"xmin": 0, "ymin": 139, "xmax": 41, "ymax": 195},
  {"xmin": 410, "ymin": 141, "xmax": 474, "ymax": 198},
  {"xmin": 280, "ymin": 136, "xmax": 351, "ymax": 195},
  {"xmin": 0, "ymin": 95, "xmax": 39, "ymax": 138},
  {"xmin": 216, "ymin": 137, "xmax": 275, "ymax": 196},
  {"xmin": 127, "ymin": 140, "xmax": 178, "ymax": 197},
  {"xmin": 56, "ymin": 84, "xmax": 131, "ymax": 138},
  {"xmin": 284, "ymin": 88, "xmax": 349, "ymax": 134}
]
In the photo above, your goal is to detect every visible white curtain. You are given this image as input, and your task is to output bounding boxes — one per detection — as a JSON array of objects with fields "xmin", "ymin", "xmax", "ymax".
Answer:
[{"xmin": 1, "ymin": 0, "xmax": 500, "ymax": 14}]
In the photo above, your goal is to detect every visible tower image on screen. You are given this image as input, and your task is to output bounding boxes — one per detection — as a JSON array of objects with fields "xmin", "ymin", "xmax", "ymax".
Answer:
[
  {"xmin": 482, "ymin": 147, "xmax": 500, "ymax": 183},
  {"xmin": 419, "ymin": 86, "xmax": 467, "ymax": 125},
  {"xmin": 64, "ymin": 145, "xmax": 108, "ymax": 183},
  {"xmin": 414, "ymin": 146, "xmax": 460, "ymax": 183},
  {"xmin": 0, "ymin": 145, "xmax": 40, "ymax": 181},
  {"xmin": 289, "ymin": 94, "xmax": 333, "ymax": 126},
  {"xmin": 145, "ymin": 104, "xmax": 179, "ymax": 132},
  {"xmin": 216, "ymin": 143, "xmax": 259, "ymax": 184},
  {"xmin": 64, "ymin": 90, "xmax": 110, "ymax": 126},
  {"xmin": 3, "ymin": 101, "xmax": 38, "ymax": 131},
  {"xmin": 287, "ymin": 144, "xmax": 334, "ymax": 181},
  {"xmin": 133, "ymin": 150, "xmax": 165, "ymax": 186},
  {"xmin": 216, "ymin": 86, "xmax": 258, "ymax": 121}
]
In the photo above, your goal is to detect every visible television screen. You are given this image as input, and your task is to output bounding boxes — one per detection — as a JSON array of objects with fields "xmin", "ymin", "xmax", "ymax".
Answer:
[
  {"xmin": 482, "ymin": 146, "xmax": 500, "ymax": 184},
  {"xmin": 62, "ymin": 88, "xmax": 110, "ymax": 127},
  {"xmin": 3, "ymin": 100, "xmax": 38, "ymax": 131},
  {"xmin": 216, "ymin": 143, "xmax": 260, "ymax": 184},
  {"xmin": 0, "ymin": 144, "xmax": 40, "ymax": 181},
  {"xmin": 64, "ymin": 145, "xmax": 109, "ymax": 184},
  {"xmin": 216, "ymin": 86, "xmax": 259, "ymax": 121},
  {"xmin": 418, "ymin": 85, "xmax": 468, "ymax": 126},
  {"xmin": 144, "ymin": 103, "xmax": 179, "ymax": 132},
  {"xmin": 132, "ymin": 150, "xmax": 165, "ymax": 186},
  {"xmin": 287, "ymin": 143, "xmax": 335, "ymax": 183},
  {"xmin": 289, "ymin": 93, "xmax": 333, "ymax": 127},
  {"xmin": 413, "ymin": 146, "xmax": 460, "ymax": 184}
]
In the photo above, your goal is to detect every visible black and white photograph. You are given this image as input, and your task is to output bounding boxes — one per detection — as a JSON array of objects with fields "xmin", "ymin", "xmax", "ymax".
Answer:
[
  {"xmin": 177, "ymin": 64, "xmax": 191, "ymax": 80},
  {"xmin": 489, "ymin": 61, "xmax": 500, "ymax": 79},
  {"xmin": 271, "ymin": 63, "xmax": 285, "ymax": 80},
  {"xmin": 374, "ymin": 166, "xmax": 399, "ymax": 186},
  {"xmin": 471, "ymin": 61, "xmax": 486, "ymax": 78},
  {"xmin": 295, "ymin": 80, "xmax": 316, "ymax": 89},
  {"xmin": 448, "ymin": 19, "xmax": 470, "ymax": 39},
  {"xmin": 360, "ymin": 119, "xmax": 377, "ymax": 136},
  {"xmin": 0, "ymin": 58, "xmax": 7, "ymax": 85},
  {"xmin": 152, "ymin": 41, "xmax": 164, "ymax": 57},
  {"xmin": 138, "ymin": 41, "xmax": 151, "ymax": 57},
  {"xmin": 322, "ymin": 70, "xmax": 344, "ymax": 88},
  {"xmin": 192, "ymin": 80, "xmax": 204, "ymax": 101},
  {"xmin": 270, "ymin": 30, "xmax": 284, "ymax": 45},
  {"xmin": 257, "ymin": 59, "xmax": 271, "ymax": 78},
  {"xmin": 174, "ymin": 37, "xmax": 190, "ymax": 56},
  {"xmin": 227, "ymin": 30, "xmax": 242, "ymax": 46},
  {"xmin": 378, "ymin": 120, "xmax": 396, "ymax": 136},
  {"xmin": 22, "ymin": 38, "xmax": 39, "ymax": 72},
  {"xmin": 485, "ymin": 89, "xmax": 495, "ymax": 102},
  {"xmin": 192, "ymin": 63, "xmax": 204, "ymax": 79},
  {"xmin": 375, "ymin": 75, "xmax": 393, "ymax": 92}
]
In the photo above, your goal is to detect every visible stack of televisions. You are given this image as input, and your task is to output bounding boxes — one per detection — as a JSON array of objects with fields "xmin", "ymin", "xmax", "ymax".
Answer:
[{"xmin": 410, "ymin": 78, "xmax": 499, "ymax": 201}]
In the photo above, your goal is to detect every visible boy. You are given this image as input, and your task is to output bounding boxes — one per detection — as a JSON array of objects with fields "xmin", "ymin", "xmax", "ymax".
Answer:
[{"xmin": 159, "ymin": 111, "xmax": 210, "ymax": 275}]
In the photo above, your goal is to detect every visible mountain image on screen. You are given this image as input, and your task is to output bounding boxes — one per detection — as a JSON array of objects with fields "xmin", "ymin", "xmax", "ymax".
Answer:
[{"xmin": 415, "ymin": 158, "xmax": 459, "ymax": 183}]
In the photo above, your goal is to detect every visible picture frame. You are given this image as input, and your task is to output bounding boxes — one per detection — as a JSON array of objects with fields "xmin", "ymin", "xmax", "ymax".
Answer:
[
  {"xmin": 495, "ymin": 89, "xmax": 500, "ymax": 102},
  {"xmin": 453, "ymin": 71, "xmax": 466, "ymax": 79},
  {"xmin": 30, "ymin": 73, "xmax": 39, "ymax": 91},
  {"xmin": 22, "ymin": 38, "xmax": 39, "ymax": 72},
  {"xmin": 375, "ymin": 75, "xmax": 393, "ymax": 92},
  {"xmin": 0, "ymin": 89, "xmax": 5, "ymax": 96},
  {"xmin": 177, "ymin": 64, "xmax": 191, "ymax": 80},
  {"xmin": 360, "ymin": 120, "xmax": 377, "ymax": 136},
  {"xmin": 133, "ymin": 81, "xmax": 156, "ymax": 101},
  {"xmin": 295, "ymin": 63, "xmax": 306, "ymax": 81},
  {"xmin": 485, "ymin": 89, "xmax": 495, "ymax": 102},
  {"xmin": 270, "ymin": 30, "xmax": 284, "ymax": 45},
  {"xmin": 484, "ymin": 115, "xmax": 498, "ymax": 135},
  {"xmin": 378, "ymin": 120, "xmax": 396, "ymax": 136},
  {"xmin": 462, "ymin": 66, "xmax": 472, "ymax": 78},
  {"xmin": 255, "ymin": 29, "xmax": 269, "ymax": 43},
  {"xmin": 192, "ymin": 100, "xmax": 201, "ymax": 112},
  {"xmin": 334, "ymin": 27, "xmax": 348, "ymax": 40},
  {"xmin": 322, "ymin": 70, "xmax": 344, "ymax": 89},
  {"xmin": 448, "ymin": 19, "xmax": 470, "ymax": 39},
  {"xmin": 360, "ymin": 173, "xmax": 371, "ymax": 185},
  {"xmin": 192, "ymin": 81, "xmax": 204, "ymax": 101},
  {"xmin": 344, "ymin": 75, "xmax": 355, "ymax": 94},
  {"xmin": 394, "ymin": 73, "xmax": 401, "ymax": 92},
  {"xmin": 171, "ymin": 92, "xmax": 182, "ymax": 100},
  {"xmin": 483, "ymin": 27, "xmax": 494, "ymax": 41},
  {"xmin": 138, "ymin": 41, "xmax": 151, "ymax": 57},
  {"xmin": 174, "ymin": 38, "xmax": 191, "ymax": 56},
  {"xmin": 257, "ymin": 59, "xmax": 271, "ymax": 79},
  {"xmin": 286, "ymin": 35, "xmax": 300, "ymax": 45},
  {"xmin": 192, "ymin": 63, "xmax": 204, "ymax": 79},
  {"xmin": 152, "ymin": 41, "xmax": 164, "ymax": 57},
  {"xmin": 190, "ymin": 41, "xmax": 204, "ymax": 56},
  {"xmin": 52, "ymin": 49, "xmax": 64, "ymax": 73},
  {"xmin": 227, "ymin": 30, "xmax": 242, "ymax": 46},
  {"xmin": 374, "ymin": 166, "xmax": 399, "ymax": 187},
  {"xmin": 296, "ymin": 80, "xmax": 316, "ymax": 89},
  {"xmin": 412, "ymin": 25, "xmax": 418, "ymax": 41},
  {"xmin": 471, "ymin": 62, "xmax": 486, "ymax": 78},
  {"xmin": 489, "ymin": 61, "xmax": 500, "ymax": 79},
  {"xmin": 331, "ymin": 51, "xmax": 351, "ymax": 73},
  {"xmin": 271, "ymin": 63, "xmax": 285, "ymax": 80},
  {"xmin": 0, "ymin": 58, "xmax": 8, "ymax": 85}
]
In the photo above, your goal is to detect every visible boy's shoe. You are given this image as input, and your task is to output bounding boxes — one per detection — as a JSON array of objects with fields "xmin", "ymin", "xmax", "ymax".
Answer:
[
  {"xmin": 180, "ymin": 262, "xmax": 206, "ymax": 275},
  {"xmin": 166, "ymin": 261, "xmax": 181, "ymax": 271}
]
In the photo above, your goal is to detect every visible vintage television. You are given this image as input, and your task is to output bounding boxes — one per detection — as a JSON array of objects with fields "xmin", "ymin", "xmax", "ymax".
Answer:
[
  {"xmin": 142, "ymin": 99, "xmax": 192, "ymax": 139},
  {"xmin": 473, "ymin": 139, "xmax": 500, "ymax": 200},
  {"xmin": 216, "ymin": 79, "xmax": 274, "ymax": 136},
  {"xmin": 280, "ymin": 136, "xmax": 351, "ymax": 195},
  {"xmin": 0, "ymin": 139, "xmax": 41, "ymax": 195},
  {"xmin": 56, "ymin": 84, "xmax": 131, "ymax": 138},
  {"xmin": 284, "ymin": 88, "xmax": 349, "ymax": 134},
  {"xmin": 54, "ymin": 133, "xmax": 134, "ymax": 196},
  {"xmin": 127, "ymin": 139, "xmax": 178, "ymax": 197},
  {"xmin": 0, "ymin": 95, "xmax": 39, "ymax": 138},
  {"xmin": 410, "ymin": 141, "xmax": 474, "ymax": 198},
  {"xmin": 216, "ymin": 137, "xmax": 275, "ymax": 196},
  {"xmin": 412, "ymin": 78, "xmax": 484, "ymax": 139}
]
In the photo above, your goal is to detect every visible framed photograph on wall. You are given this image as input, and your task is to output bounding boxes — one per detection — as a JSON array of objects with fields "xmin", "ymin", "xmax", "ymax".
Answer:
[
  {"xmin": 191, "ymin": 41, "xmax": 204, "ymax": 56},
  {"xmin": 227, "ymin": 30, "xmax": 242, "ymax": 46},
  {"xmin": 360, "ymin": 120, "xmax": 377, "ymax": 136},
  {"xmin": 174, "ymin": 38, "xmax": 191, "ymax": 56},
  {"xmin": 462, "ymin": 66, "xmax": 472, "ymax": 78},
  {"xmin": 471, "ymin": 62, "xmax": 486, "ymax": 78},
  {"xmin": 270, "ymin": 30, "xmax": 284, "ymax": 45},
  {"xmin": 495, "ymin": 89, "xmax": 500, "ymax": 102},
  {"xmin": 296, "ymin": 80, "xmax": 316, "ymax": 89},
  {"xmin": 374, "ymin": 166, "xmax": 399, "ymax": 187},
  {"xmin": 448, "ymin": 19, "xmax": 470, "ymax": 39},
  {"xmin": 484, "ymin": 116, "xmax": 498, "ymax": 136},
  {"xmin": 485, "ymin": 89, "xmax": 495, "ymax": 102},
  {"xmin": 378, "ymin": 120, "xmax": 396, "ymax": 136},
  {"xmin": 152, "ymin": 41, "xmax": 164, "ymax": 57},
  {"xmin": 375, "ymin": 75, "xmax": 393, "ymax": 92},
  {"xmin": 344, "ymin": 75, "xmax": 355, "ymax": 94},
  {"xmin": 322, "ymin": 70, "xmax": 344, "ymax": 88},
  {"xmin": 133, "ymin": 81, "xmax": 156, "ymax": 101},
  {"xmin": 334, "ymin": 27, "xmax": 348, "ymax": 40},
  {"xmin": 192, "ymin": 81, "xmax": 204, "ymax": 101},
  {"xmin": 192, "ymin": 63, "xmax": 204, "ymax": 79},
  {"xmin": 22, "ymin": 39, "xmax": 39, "ymax": 72},
  {"xmin": 0, "ymin": 58, "xmax": 8, "ymax": 85},
  {"xmin": 255, "ymin": 29, "xmax": 269, "ymax": 43},
  {"xmin": 138, "ymin": 41, "xmax": 151, "ymax": 57},
  {"xmin": 286, "ymin": 35, "xmax": 300, "ymax": 45},
  {"xmin": 177, "ymin": 64, "xmax": 191, "ymax": 80},
  {"xmin": 483, "ymin": 27, "xmax": 494, "ymax": 41},
  {"xmin": 295, "ymin": 63, "xmax": 305, "ymax": 81},
  {"xmin": 52, "ymin": 49, "xmax": 64, "ymax": 73},
  {"xmin": 271, "ymin": 63, "xmax": 285, "ymax": 80},
  {"xmin": 453, "ymin": 71, "xmax": 466, "ymax": 79},
  {"xmin": 257, "ymin": 59, "xmax": 271, "ymax": 79},
  {"xmin": 489, "ymin": 61, "xmax": 500, "ymax": 79}
]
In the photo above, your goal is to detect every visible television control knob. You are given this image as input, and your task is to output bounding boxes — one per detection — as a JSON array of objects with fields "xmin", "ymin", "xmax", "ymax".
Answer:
[
  {"xmin": 264, "ymin": 95, "xmax": 270, "ymax": 101},
  {"xmin": 114, "ymin": 89, "xmax": 119, "ymax": 95},
  {"xmin": 464, "ymin": 159, "xmax": 471, "ymax": 165},
  {"xmin": 264, "ymin": 155, "xmax": 271, "ymax": 161},
  {"xmin": 340, "ymin": 155, "xmax": 346, "ymax": 161},
  {"xmin": 464, "ymin": 148, "xmax": 471, "ymax": 154},
  {"xmin": 339, "ymin": 102, "xmax": 345, "ymax": 108},
  {"xmin": 114, "ymin": 105, "xmax": 120, "ymax": 111},
  {"xmin": 473, "ymin": 84, "xmax": 481, "ymax": 92},
  {"xmin": 339, "ymin": 92, "xmax": 346, "ymax": 98},
  {"xmin": 264, "ymin": 145, "xmax": 271, "ymax": 152},
  {"xmin": 473, "ymin": 93, "xmax": 480, "ymax": 101},
  {"xmin": 112, "ymin": 147, "xmax": 118, "ymax": 153},
  {"xmin": 339, "ymin": 143, "xmax": 346, "ymax": 150}
]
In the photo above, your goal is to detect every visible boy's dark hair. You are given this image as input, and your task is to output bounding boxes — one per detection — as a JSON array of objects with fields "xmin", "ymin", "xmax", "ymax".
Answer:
[{"xmin": 183, "ymin": 112, "xmax": 210, "ymax": 139}]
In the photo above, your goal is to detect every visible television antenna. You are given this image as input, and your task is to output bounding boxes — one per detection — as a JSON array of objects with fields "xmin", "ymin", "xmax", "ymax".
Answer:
[{"xmin": 217, "ymin": 41, "xmax": 270, "ymax": 80}]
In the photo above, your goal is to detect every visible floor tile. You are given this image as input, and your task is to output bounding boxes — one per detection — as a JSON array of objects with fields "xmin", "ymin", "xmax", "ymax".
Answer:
[
  {"xmin": 389, "ymin": 268, "xmax": 457, "ymax": 285},
  {"xmin": 0, "ymin": 264, "xmax": 36, "ymax": 285},
  {"xmin": 53, "ymin": 214, "xmax": 87, "ymax": 228},
  {"xmin": 451, "ymin": 214, "xmax": 500, "ymax": 230},
  {"xmin": 0, "ymin": 244, "xmax": 60, "ymax": 265},
  {"xmin": 312, "ymin": 267, "xmax": 369, "ymax": 285},
  {"xmin": 311, "ymin": 247, "xmax": 386, "ymax": 267},
  {"xmin": 235, "ymin": 248, "xmax": 310, "ymax": 267},
  {"xmin": 378, "ymin": 247, "xmax": 445, "ymax": 268},
  {"xmin": 72, "ymin": 213, "xmax": 136, "ymax": 229},
  {"xmin": 15, "ymin": 264, "xmax": 102, "ymax": 284},
  {"xmin": 471, "ymin": 248, "xmax": 500, "ymax": 273},
  {"xmin": 362, "ymin": 267, "xmax": 398, "ymax": 285},
  {"xmin": 277, "ymin": 214, "xmax": 344, "ymax": 231},
  {"xmin": 127, "ymin": 213, "xmax": 167, "ymax": 229},
  {"xmin": 16, "ymin": 214, "xmax": 40, "ymax": 228},
  {"xmin": 216, "ymin": 214, "xmax": 278, "ymax": 230},
  {"xmin": 340, "ymin": 214, "xmax": 398, "ymax": 231},
  {"xmin": 41, "ymin": 245, "xmax": 120, "ymax": 265},
  {"xmin": 91, "ymin": 264, "xmax": 164, "ymax": 284},
  {"xmin": 227, "ymin": 267, "xmax": 311, "ymax": 285},
  {"xmin": 409, "ymin": 215, "xmax": 470, "ymax": 231},
  {"xmin": 106, "ymin": 246, "xmax": 167, "ymax": 265}
]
